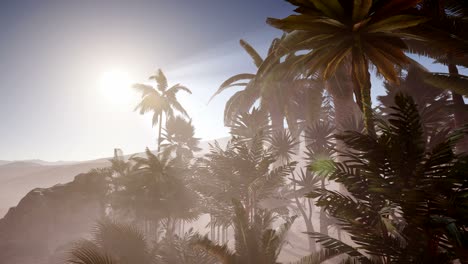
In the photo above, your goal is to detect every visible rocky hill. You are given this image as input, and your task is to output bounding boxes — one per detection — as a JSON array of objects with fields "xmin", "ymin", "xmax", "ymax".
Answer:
[{"xmin": 0, "ymin": 171, "xmax": 108, "ymax": 264}]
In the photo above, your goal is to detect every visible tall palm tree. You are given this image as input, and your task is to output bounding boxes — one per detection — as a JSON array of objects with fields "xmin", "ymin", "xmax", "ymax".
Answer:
[
  {"xmin": 133, "ymin": 69, "xmax": 192, "ymax": 151},
  {"xmin": 264, "ymin": 0, "xmax": 428, "ymax": 134},
  {"xmin": 210, "ymin": 37, "xmax": 319, "ymax": 132}
]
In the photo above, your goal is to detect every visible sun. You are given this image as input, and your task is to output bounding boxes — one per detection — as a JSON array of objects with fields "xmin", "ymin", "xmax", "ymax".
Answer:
[{"xmin": 99, "ymin": 69, "xmax": 134, "ymax": 105}]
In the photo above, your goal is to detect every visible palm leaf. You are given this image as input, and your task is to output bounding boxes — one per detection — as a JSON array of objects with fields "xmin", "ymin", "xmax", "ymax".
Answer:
[
  {"xmin": 288, "ymin": 248, "xmax": 342, "ymax": 264},
  {"xmin": 68, "ymin": 240, "xmax": 115, "ymax": 264},
  {"xmin": 191, "ymin": 234, "xmax": 236, "ymax": 264},
  {"xmin": 373, "ymin": 0, "xmax": 424, "ymax": 18},
  {"xmin": 168, "ymin": 97, "xmax": 189, "ymax": 117},
  {"xmin": 422, "ymin": 72, "xmax": 468, "ymax": 96},
  {"xmin": 366, "ymin": 15, "xmax": 429, "ymax": 33},
  {"xmin": 149, "ymin": 69, "xmax": 168, "ymax": 92},
  {"xmin": 309, "ymin": 0, "xmax": 344, "ymax": 19},
  {"xmin": 209, "ymin": 73, "xmax": 255, "ymax": 102},
  {"xmin": 133, "ymin": 83, "xmax": 156, "ymax": 97},
  {"xmin": 166, "ymin": 84, "xmax": 192, "ymax": 95},
  {"xmin": 240, "ymin": 39, "xmax": 264, "ymax": 68},
  {"xmin": 352, "ymin": 0, "xmax": 373, "ymax": 22},
  {"xmin": 306, "ymin": 232, "xmax": 367, "ymax": 260}
]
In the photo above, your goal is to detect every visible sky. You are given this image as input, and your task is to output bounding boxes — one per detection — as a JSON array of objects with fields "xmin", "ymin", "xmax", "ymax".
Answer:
[
  {"xmin": 0, "ymin": 1, "xmax": 465, "ymax": 162},
  {"xmin": 0, "ymin": 0, "xmax": 295, "ymax": 161}
]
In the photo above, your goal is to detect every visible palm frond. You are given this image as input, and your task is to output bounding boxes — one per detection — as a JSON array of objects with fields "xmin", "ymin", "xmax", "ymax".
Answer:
[
  {"xmin": 306, "ymin": 232, "xmax": 367, "ymax": 260},
  {"xmin": 240, "ymin": 39, "xmax": 264, "ymax": 68},
  {"xmin": 68, "ymin": 240, "xmax": 116, "ymax": 264},
  {"xmin": 191, "ymin": 234, "xmax": 236, "ymax": 264},
  {"xmin": 422, "ymin": 72, "xmax": 468, "ymax": 96},
  {"xmin": 209, "ymin": 73, "xmax": 256, "ymax": 102},
  {"xmin": 288, "ymin": 248, "xmax": 342, "ymax": 264}
]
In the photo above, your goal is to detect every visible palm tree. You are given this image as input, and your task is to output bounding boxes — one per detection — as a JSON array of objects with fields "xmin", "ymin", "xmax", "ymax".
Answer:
[
  {"xmin": 308, "ymin": 93, "xmax": 468, "ymax": 263},
  {"xmin": 405, "ymin": 0, "xmax": 468, "ymax": 150},
  {"xmin": 193, "ymin": 110, "xmax": 298, "ymax": 243},
  {"xmin": 193, "ymin": 200, "xmax": 341, "ymax": 264},
  {"xmin": 192, "ymin": 200, "xmax": 296, "ymax": 264},
  {"xmin": 109, "ymin": 148, "xmax": 199, "ymax": 240},
  {"xmin": 264, "ymin": 0, "xmax": 428, "ymax": 134},
  {"xmin": 161, "ymin": 115, "xmax": 201, "ymax": 162},
  {"xmin": 378, "ymin": 64, "xmax": 453, "ymax": 145},
  {"xmin": 156, "ymin": 228, "xmax": 218, "ymax": 264},
  {"xmin": 133, "ymin": 69, "xmax": 192, "ymax": 151},
  {"xmin": 198, "ymin": 118, "xmax": 297, "ymax": 222},
  {"xmin": 228, "ymin": 107, "xmax": 270, "ymax": 140},
  {"xmin": 108, "ymin": 148, "xmax": 132, "ymax": 178},
  {"xmin": 67, "ymin": 219, "xmax": 155, "ymax": 264},
  {"xmin": 210, "ymin": 37, "xmax": 319, "ymax": 132}
]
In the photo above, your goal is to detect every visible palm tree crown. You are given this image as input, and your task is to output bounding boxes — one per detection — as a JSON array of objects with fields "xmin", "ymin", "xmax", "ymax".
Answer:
[
  {"xmin": 133, "ymin": 69, "xmax": 192, "ymax": 151},
  {"xmin": 265, "ymin": 0, "xmax": 429, "ymax": 134}
]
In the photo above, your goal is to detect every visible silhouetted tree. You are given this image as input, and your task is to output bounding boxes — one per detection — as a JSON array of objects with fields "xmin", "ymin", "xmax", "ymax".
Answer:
[
  {"xmin": 161, "ymin": 116, "xmax": 201, "ymax": 162},
  {"xmin": 308, "ymin": 93, "xmax": 468, "ymax": 263},
  {"xmin": 265, "ymin": 0, "xmax": 428, "ymax": 134},
  {"xmin": 133, "ymin": 69, "xmax": 191, "ymax": 151}
]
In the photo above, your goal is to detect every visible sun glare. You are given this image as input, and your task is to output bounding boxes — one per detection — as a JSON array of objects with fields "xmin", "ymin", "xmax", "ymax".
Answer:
[{"xmin": 99, "ymin": 69, "xmax": 134, "ymax": 105}]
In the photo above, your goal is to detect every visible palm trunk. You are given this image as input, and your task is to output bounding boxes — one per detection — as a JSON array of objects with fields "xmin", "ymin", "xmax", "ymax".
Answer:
[
  {"xmin": 358, "ymin": 71, "xmax": 374, "ymax": 136},
  {"xmin": 319, "ymin": 179, "xmax": 329, "ymax": 235},
  {"xmin": 328, "ymin": 67, "xmax": 361, "ymax": 133},
  {"xmin": 326, "ymin": 71, "xmax": 358, "ymax": 237},
  {"xmin": 157, "ymin": 113, "xmax": 163, "ymax": 152},
  {"xmin": 351, "ymin": 52, "xmax": 375, "ymax": 136},
  {"xmin": 270, "ymin": 108, "xmax": 284, "ymax": 132},
  {"xmin": 292, "ymin": 173, "xmax": 316, "ymax": 251}
]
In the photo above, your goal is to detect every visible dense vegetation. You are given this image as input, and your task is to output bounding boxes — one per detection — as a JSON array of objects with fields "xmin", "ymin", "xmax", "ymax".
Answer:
[{"xmin": 67, "ymin": 0, "xmax": 468, "ymax": 263}]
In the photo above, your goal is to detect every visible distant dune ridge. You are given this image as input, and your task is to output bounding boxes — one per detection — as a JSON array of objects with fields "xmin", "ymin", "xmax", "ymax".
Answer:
[
  {"xmin": 0, "ymin": 137, "xmax": 311, "ymax": 263},
  {"xmin": 0, "ymin": 137, "xmax": 230, "ymax": 218}
]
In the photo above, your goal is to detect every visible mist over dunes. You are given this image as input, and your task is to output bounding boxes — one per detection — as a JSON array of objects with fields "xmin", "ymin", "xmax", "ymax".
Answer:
[{"xmin": 0, "ymin": 137, "xmax": 230, "ymax": 218}]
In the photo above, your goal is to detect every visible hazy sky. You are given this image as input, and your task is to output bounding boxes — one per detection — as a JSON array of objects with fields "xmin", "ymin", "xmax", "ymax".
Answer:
[
  {"xmin": 0, "ymin": 1, "xmax": 464, "ymax": 161},
  {"xmin": 0, "ymin": 0, "xmax": 295, "ymax": 161}
]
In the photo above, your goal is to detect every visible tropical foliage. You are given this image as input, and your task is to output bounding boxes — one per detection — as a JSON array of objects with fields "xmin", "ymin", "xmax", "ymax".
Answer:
[
  {"xmin": 264, "ymin": 0, "xmax": 430, "ymax": 134},
  {"xmin": 308, "ymin": 93, "xmax": 468, "ymax": 263},
  {"xmin": 192, "ymin": 199, "xmax": 296, "ymax": 264},
  {"xmin": 134, "ymin": 69, "xmax": 192, "ymax": 151},
  {"xmin": 53, "ymin": 1, "xmax": 468, "ymax": 264}
]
